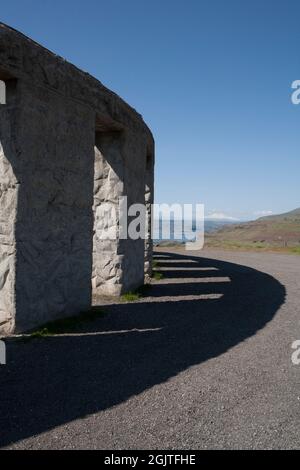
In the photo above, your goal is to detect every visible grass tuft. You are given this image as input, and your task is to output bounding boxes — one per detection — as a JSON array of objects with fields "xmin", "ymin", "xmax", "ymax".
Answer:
[
  {"xmin": 27, "ymin": 307, "xmax": 104, "ymax": 339},
  {"xmin": 120, "ymin": 291, "xmax": 141, "ymax": 302},
  {"xmin": 290, "ymin": 246, "xmax": 300, "ymax": 255},
  {"xmin": 152, "ymin": 271, "xmax": 164, "ymax": 280},
  {"xmin": 120, "ymin": 284, "xmax": 152, "ymax": 302}
]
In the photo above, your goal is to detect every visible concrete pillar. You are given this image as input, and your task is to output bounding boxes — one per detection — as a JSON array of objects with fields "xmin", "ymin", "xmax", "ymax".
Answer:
[
  {"xmin": 0, "ymin": 76, "xmax": 95, "ymax": 334},
  {"xmin": 145, "ymin": 153, "xmax": 154, "ymax": 279},
  {"xmin": 92, "ymin": 130, "xmax": 125, "ymax": 296}
]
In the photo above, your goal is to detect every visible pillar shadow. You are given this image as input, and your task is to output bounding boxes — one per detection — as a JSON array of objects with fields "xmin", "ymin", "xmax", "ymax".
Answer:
[{"xmin": 0, "ymin": 251, "xmax": 286, "ymax": 447}]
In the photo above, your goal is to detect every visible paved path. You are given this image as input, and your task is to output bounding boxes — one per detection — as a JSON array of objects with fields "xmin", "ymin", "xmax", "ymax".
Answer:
[{"xmin": 1, "ymin": 248, "xmax": 300, "ymax": 449}]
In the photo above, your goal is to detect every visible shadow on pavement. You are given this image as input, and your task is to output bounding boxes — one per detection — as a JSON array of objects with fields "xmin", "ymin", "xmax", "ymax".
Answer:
[{"xmin": 0, "ymin": 250, "xmax": 286, "ymax": 447}]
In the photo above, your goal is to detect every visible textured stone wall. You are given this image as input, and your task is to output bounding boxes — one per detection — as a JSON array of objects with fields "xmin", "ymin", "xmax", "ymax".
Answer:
[
  {"xmin": 0, "ymin": 23, "xmax": 154, "ymax": 335},
  {"xmin": 121, "ymin": 130, "xmax": 152, "ymax": 293},
  {"xmin": 0, "ymin": 80, "xmax": 5, "ymax": 103},
  {"xmin": 92, "ymin": 131, "xmax": 124, "ymax": 295},
  {"xmin": 144, "ymin": 154, "xmax": 154, "ymax": 279},
  {"xmin": 92, "ymin": 129, "xmax": 153, "ymax": 296},
  {"xmin": 0, "ymin": 98, "xmax": 17, "ymax": 334},
  {"xmin": 14, "ymin": 81, "xmax": 95, "ymax": 332}
]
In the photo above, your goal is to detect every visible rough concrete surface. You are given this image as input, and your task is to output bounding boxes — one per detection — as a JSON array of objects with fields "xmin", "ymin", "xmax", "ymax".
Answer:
[{"xmin": 1, "ymin": 248, "xmax": 299, "ymax": 450}]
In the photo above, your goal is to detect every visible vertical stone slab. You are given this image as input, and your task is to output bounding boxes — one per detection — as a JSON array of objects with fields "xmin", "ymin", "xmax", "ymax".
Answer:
[
  {"xmin": 12, "ymin": 81, "xmax": 95, "ymax": 332},
  {"xmin": 0, "ymin": 88, "xmax": 18, "ymax": 335},
  {"xmin": 121, "ymin": 132, "xmax": 149, "ymax": 292},
  {"xmin": 145, "ymin": 152, "xmax": 154, "ymax": 279},
  {"xmin": 92, "ymin": 129, "xmax": 152, "ymax": 295},
  {"xmin": 0, "ymin": 80, "xmax": 5, "ymax": 104},
  {"xmin": 92, "ymin": 130, "xmax": 124, "ymax": 296}
]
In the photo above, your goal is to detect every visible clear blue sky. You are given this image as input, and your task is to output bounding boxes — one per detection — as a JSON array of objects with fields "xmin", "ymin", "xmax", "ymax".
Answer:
[{"xmin": 1, "ymin": 0, "xmax": 300, "ymax": 219}]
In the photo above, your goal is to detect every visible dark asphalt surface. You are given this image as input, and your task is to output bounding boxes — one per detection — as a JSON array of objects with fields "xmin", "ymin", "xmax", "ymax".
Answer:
[{"xmin": 1, "ymin": 248, "xmax": 300, "ymax": 449}]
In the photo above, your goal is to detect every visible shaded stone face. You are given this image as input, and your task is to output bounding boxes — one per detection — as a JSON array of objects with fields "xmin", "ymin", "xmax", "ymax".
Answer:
[
  {"xmin": 0, "ymin": 80, "xmax": 5, "ymax": 104},
  {"xmin": 0, "ymin": 23, "xmax": 154, "ymax": 335}
]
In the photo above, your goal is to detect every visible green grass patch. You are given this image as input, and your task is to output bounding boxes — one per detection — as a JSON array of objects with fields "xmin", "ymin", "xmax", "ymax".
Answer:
[
  {"xmin": 27, "ymin": 307, "xmax": 104, "ymax": 338},
  {"xmin": 206, "ymin": 238, "xmax": 300, "ymax": 254},
  {"xmin": 289, "ymin": 246, "xmax": 300, "ymax": 255},
  {"xmin": 152, "ymin": 270, "xmax": 164, "ymax": 280},
  {"xmin": 206, "ymin": 239, "xmax": 271, "ymax": 251},
  {"xmin": 120, "ymin": 291, "xmax": 141, "ymax": 302},
  {"xmin": 120, "ymin": 284, "xmax": 152, "ymax": 302}
]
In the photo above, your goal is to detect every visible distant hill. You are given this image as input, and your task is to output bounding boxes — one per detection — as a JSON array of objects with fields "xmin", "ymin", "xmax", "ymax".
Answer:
[
  {"xmin": 204, "ymin": 219, "xmax": 237, "ymax": 233},
  {"xmin": 257, "ymin": 208, "xmax": 300, "ymax": 222},
  {"xmin": 153, "ymin": 218, "xmax": 236, "ymax": 244},
  {"xmin": 205, "ymin": 208, "xmax": 300, "ymax": 253}
]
